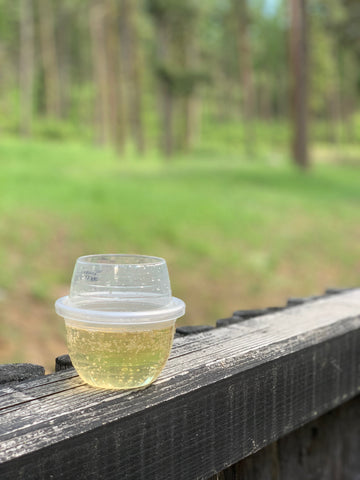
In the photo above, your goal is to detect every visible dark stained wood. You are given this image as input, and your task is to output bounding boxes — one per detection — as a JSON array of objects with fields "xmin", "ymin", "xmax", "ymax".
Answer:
[
  {"xmin": 176, "ymin": 325, "xmax": 214, "ymax": 335},
  {"xmin": 208, "ymin": 396, "xmax": 360, "ymax": 480},
  {"xmin": 216, "ymin": 317, "xmax": 239, "ymax": 328},
  {"xmin": 55, "ymin": 354, "xmax": 73, "ymax": 372},
  {"xmin": 216, "ymin": 308, "xmax": 284, "ymax": 328},
  {"xmin": 0, "ymin": 290, "xmax": 359, "ymax": 479},
  {"xmin": 325, "ymin": 287, "xmax": 356, "ymax": 295},
  {"xmin": 207, "ymin": 443, "xmax": 279, "ymax": 480},
  {"xmin": 0, "ymin": 364, "xmax": 44, "ymax": 385},
  {"xmin": 277, "ymin": 394, "xmax": 360, "ymax": 480},
  {"xmin": 232, "ymin": 308, "xmax": 276, "ymax": 319},
  {"xmin": 286, "ymin": 296, "xmax": 323, "ymax": 306}
]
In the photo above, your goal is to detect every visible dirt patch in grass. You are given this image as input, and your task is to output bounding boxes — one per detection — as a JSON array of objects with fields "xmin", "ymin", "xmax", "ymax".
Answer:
[
  {"xmin": 0, "ymin": 293, "xmax": 67, "ymax": 373},
  {"xmin": 0, "ymin": 213, "xmax": 78, "ymax": 372}
]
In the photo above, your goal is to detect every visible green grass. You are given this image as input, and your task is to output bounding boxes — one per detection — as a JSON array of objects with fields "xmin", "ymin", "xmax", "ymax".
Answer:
[{"xmin": 0, "ymin": 136, "xmax": 359, "ymax": 367}]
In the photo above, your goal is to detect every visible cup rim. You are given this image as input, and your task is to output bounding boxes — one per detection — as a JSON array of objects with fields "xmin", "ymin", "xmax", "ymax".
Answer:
[
  {"xmin": 76, "ymin": 254, "xmax": 166, "ymax": 267},
  {"xmin": 55, "ymin": 295, "xmax": 185, "ymax": 325}
]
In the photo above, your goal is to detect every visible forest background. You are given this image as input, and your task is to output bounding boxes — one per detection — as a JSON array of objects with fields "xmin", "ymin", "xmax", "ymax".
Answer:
[{"xmin": 0, "ymin": 0, "xmax": 359, "ymax": 371}]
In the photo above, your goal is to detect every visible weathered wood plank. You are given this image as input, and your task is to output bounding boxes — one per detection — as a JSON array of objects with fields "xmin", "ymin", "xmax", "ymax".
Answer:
[
  {"xmin": 0, "ymin": 364, "xmax": 45, "ymax": 385},
  {"xmin": 0, "ymin": 290, "xmax": 359, "ymax": 480},
  {"xmin": 55, "ymin": 354, "xmax": 74, "ymax": 371},
  {"xmin": 277, "ymin": 394, "xmax": 360, "ymax": 480},
  {"xmin": 208, "ymin": 396, "xmax": 360, "ymax": 480}
]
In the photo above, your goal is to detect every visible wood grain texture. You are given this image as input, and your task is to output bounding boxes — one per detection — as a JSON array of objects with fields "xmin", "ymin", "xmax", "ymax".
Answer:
[
  {"xmin": 0, "ymin": 290, "xmax": 360, "ymax": 480},
  {"xmin": 0, "ymin": 364, "xmax": 45, "ymax": 384},
  {"xmin": 208, "ymin": 396, "xmax": 360, "ymax": 480}
]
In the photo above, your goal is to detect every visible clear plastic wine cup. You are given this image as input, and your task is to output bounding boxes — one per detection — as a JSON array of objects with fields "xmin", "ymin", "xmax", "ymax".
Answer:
[{"xmin": 55, "ymin": 254, "xmax": 185, "ymax": 390}]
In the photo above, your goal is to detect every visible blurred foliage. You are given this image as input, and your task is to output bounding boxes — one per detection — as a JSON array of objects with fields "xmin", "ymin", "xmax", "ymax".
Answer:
[{"xmin": 0, "ymin": 0, "xmax": 358, "ymax": 152}]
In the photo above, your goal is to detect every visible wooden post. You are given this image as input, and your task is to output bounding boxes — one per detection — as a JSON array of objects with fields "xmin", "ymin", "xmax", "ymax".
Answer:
[{"xmin": 289, "ymin": 0, "xmax": 309, "ymax": 169}]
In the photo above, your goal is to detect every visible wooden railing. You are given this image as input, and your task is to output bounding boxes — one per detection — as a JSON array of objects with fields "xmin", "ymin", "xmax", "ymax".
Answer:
[{"xmin": 0, "ymin": 288, "xmax": 359, "ymax": 479}]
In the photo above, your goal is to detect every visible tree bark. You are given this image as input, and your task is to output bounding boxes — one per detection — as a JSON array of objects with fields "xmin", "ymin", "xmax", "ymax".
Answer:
[
  {"xmin": 184, "ymin": 94, "xmax": 200, "ymax": 151},
  {"xmin": 233, "ymin": 0, "xmax": 255, "ymax": 154},
  {"xmin": 57, "ymin": 3, "xmax": 72, "ymax": 119},
  {"xmin": 19, "ymin": 0, "xmax": 34, "ymax": 136},
  {"xmin": 163, "ymin": 84, "xmax": 174, "ymax": 157},
  {"xmin": 153, "ymin": 15, "xmax": 173, "ymax": 157},
  {"xmin": 257, "ymin": 75, "xmax": 272, "ymax": 119},
  {"xmin": 289, "ymin": 0, "xmax": 309, "ymax": 169},
  {"xmin": 37, "ymin": 0, "xmax": 61, "ymax": 118},
  {"xmin": 182, "ymin": 29, "xmax": 200, "ymax": 152},
  {"xmin": 105, "ymin": 0, "xmax": 126, "ymax": 152},
  {"xmin": 234, "ymin": 0, "xmax": 254, "ymax": 122},
  {"xmin": 89, "ymin": 0, "xmax": 111, "ymax": 145},
  {"xmin": 120, "ymin": 0, "xmax": 145, "ymax": 154}
]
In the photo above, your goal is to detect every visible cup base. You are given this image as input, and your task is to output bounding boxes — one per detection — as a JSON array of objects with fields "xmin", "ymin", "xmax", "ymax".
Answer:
[{"xmin": 75, "ymin": 371, "xmax": 158, "ymax": 390}]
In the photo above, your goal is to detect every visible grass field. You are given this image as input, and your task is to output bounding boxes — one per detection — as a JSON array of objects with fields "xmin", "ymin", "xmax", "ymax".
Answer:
[{"xmin": 0, "ymin": 137, "xmax": 359, "ymax": 371}]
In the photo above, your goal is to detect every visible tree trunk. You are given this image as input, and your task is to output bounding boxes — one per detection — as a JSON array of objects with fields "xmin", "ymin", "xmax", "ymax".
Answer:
[
  {"xmin": 153, "ymin": 16, "xmax": 173, "ymax": 157},
  {"xmin": 89, "ymin": 0, "xmax": 111, "ymax": 145},
  {"xmin": 120, "ymin": 0, "xmax": 145, "ymax": 154},
  {"xmin": 184, "ymin": 95, "xmax": 200, "ymax": 151},
  {"xmin": 37, "ymin": 0, "xmax": 61, "ymax": 117},
  {"xmin": 326, "ymin": 90, "xmax": 340, "ymax": 144},
  {"xmin": 57, "ymin": 3, "xmax": 72, "ymax": 119},
  {"xmin": 256, "ymin": 74, "xmax": 272, "ymax": 119},
  {"xmin": 289, "ymin": 0, "xmax": 309, "ymax": 169},
  {"xmin": 182, "ymin": 31, "xmax": 200, "ymax": 152},
  {"xmin": 337, "ymin": 52, "xmax": 356, "ymax": 144},
  {"xmin": 163, "ymin": 84, "xmax": 174, "ymax": 157},
  {"xmin": 105, "ymin": 0, "xmax": 126, "ymax": 152},
  {"xmin": 234, "ymin": 0, "xmax": 254, "ymax": 122},
  {"xmin": 233, "ymin": 0, "xmax": 255, "ymax": 154},
  {"xmin": 19, "ymin": 0, "xmax": 34, "ymax": 136}
]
